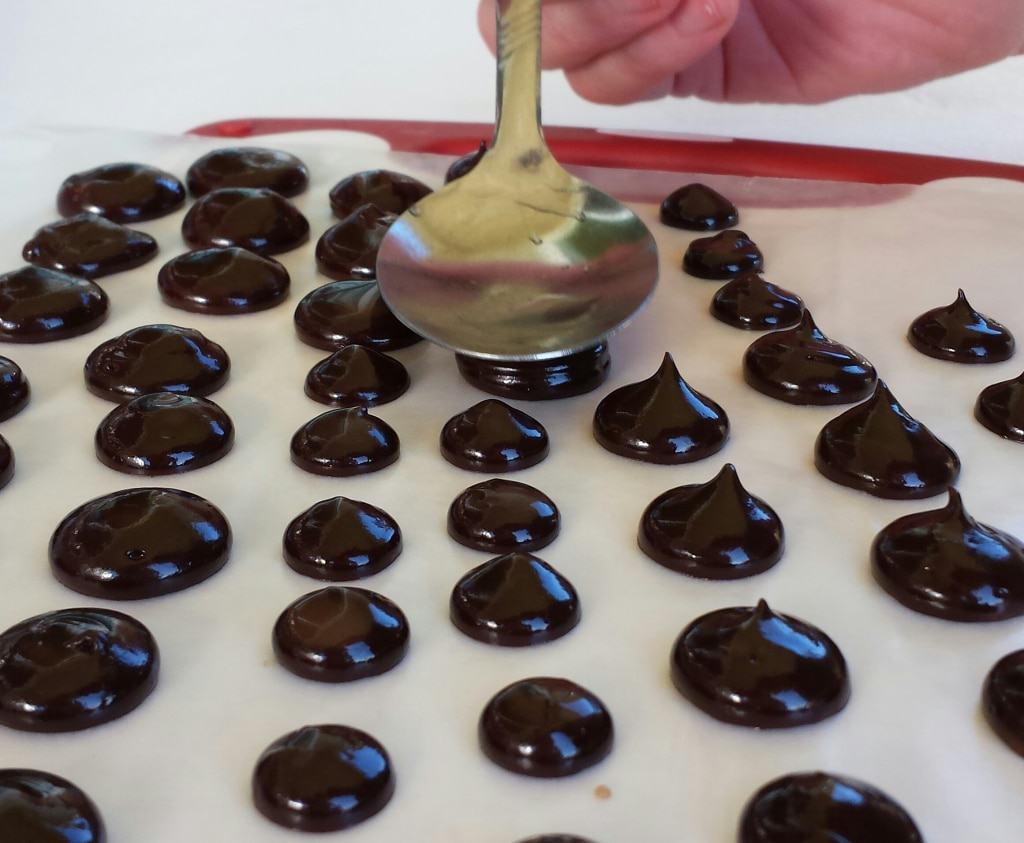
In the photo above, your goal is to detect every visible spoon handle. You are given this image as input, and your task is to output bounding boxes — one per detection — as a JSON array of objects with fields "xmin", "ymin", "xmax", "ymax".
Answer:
[{"xmin": 493, "ymin": 0, "xmax": 545, "ymax": 154}]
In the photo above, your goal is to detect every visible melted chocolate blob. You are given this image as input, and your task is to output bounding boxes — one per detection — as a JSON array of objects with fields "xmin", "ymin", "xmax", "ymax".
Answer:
[
  {"xmin": 983, "ymin": 649, "xmax": 1024, "ymax": 758},
  {"xmin": 284, "ymin": 496, "xmax": 402, "ymax": 581},
  {"xmin": 252, "ymin": 724, "xmax": 394, "ymax": 832},
  {"xmin": 49, "ymin": 488, "xmax": 231, "ymax": 600},
  {"xmin": 639, "ymin": 464, "xmax": 784, "ymax": 580},
  {"xmin": 479, "ymin": 677, "xmax": 613, "ymax": 777},
  {"xmin": 456, "ymin": 341, "xmax": 610, "ymax": 401},
  {"xmin": 671, "ymin": 600, "xmax": 850, "ymax": 728},
  {"xmin": 660, "ymin": 183, "xmax": 738, "ymax": 231},
  {"xmin": 181, "ymin": 188, "xmax": 309, "ymax": 255},
  {"xmin": 451, "ymin": 552, "xmax": 579, "ymax": 646},
  {"xmin": 58, "ymin": 162, "xmax": 185, "ymax": 223},
  {"xmin": 711, "ymin": 273, "xmax": 804, "ymax": 331},
  {"xmin": 743, "ymin": 310, "xmax": 877, "ymax": 405},
  {"xmin": 290, "ymin": 407, "xmax": 399, "ymax": 477},
  {"xmin": 0, "ymin": 608, "xmax": 158, "ymax": 732},
  {"xmin": 0, "ymin": 266, "xmax": 108, "ymax": 343},
  {"xmin": 315, "ymin": 206, "xmax": 394, "ymax": 281},
  {"xmin": 0, "ymin": 434, "xmax": 12, "ymax": 491},
  {"xmin": 294, "ymin": 279, "xmax": 422, "ymax": 352},
  {"xmin": 329, "ymin": 169, "xmax": 432, "ymax": 219},
  {"xmin": 448, "ymin": 478, "xmax": 560, "ymax": 553},
  {"xmin": 593, "ymin": 353, "xmax": 729, "ymax": 464},
  {"xmin": 84, "ymin": 324, "xmax": 230, "ymax": 403},
  {"xmin": 0, "ymin": 357, "xmax": 30, "ymax": 421},
  {"xmin": 872, "ymin": 489, "xmax": 1024, "ymax": 622},
  {"xmin": 187, "ymin": 147, "xmax": 309, "ymax": 198},
  {"xmin": 683, "ymin": 230, "xmax": 763, "ymax": 280},
  {"xmin": 909, "ymin": 289, "xmax": 1015, "ymax": 363},
  {"xmin": 975, "ymin": 371, "xmax": 1024, "ymax": 442},
  {"xmin": 814, "ymin": 381, "xmax": 960, "ymax": 500},
  {"xmin": 273, "ymin": 587, "xmax": 409, "ymax": 682},
  {"xmin": 22, "ymin": 214, "xmax": 157, "ymax": 280},
  {"xmin": 158, "ymin": 247, "xmax": 289, "ymax": 314},
  {"xmin": 0, "ymin": 769, "xmax": 106, "ymax": 843},
  {"xmin": 95, "ymin": 392, "xmax": 234, "ymax": 475},
  {"xmin": 441, "ymin": 400, "xmax": 549, "ymax": 472},
  {"xmin": 445, "ymin": 141, "xmax": 488, "ymax": 183},
  {"xmin": 305, "ymin": 345, "xmax": 409, "ymax": 408},
  {"xmin": 738, "ymin": 771, "xmax": 923, "ymax": 843}
]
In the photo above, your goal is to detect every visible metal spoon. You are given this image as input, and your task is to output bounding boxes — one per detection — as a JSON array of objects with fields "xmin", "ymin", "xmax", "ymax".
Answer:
[{"xmin": 376, "ymin": 0, "xmax": 659, "ymax": 361}]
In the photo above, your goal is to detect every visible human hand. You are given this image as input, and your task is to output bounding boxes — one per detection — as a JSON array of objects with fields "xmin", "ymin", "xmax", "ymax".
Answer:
[{"xmin": 478, "ymin": 0, "xmax": 1024, "ymax": 104}]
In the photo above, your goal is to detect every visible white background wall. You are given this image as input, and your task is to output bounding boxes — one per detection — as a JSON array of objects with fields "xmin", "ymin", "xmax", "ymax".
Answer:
[{"xmin": 2, "ymin": 0, "xmax": 1023, "ymax": 163}]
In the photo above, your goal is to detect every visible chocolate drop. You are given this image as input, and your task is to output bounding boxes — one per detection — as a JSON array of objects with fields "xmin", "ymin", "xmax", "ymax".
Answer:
[
  {"xmin": 95, "ymin": 392, "xmax": 234, "ymax": 475},
  {"xmin": 252, "ymin": 724, "xmax": 394, "ymax": 832},
  {"xmin": 479, "ymin": 677, "xmax": 613, "ymax": 777},
  {"xmin": 593, "ymin": 352, "xmax": 728, "ymax": 464},
  {"xmin": 294, "ymin": 279, "xmax": 422, "ymax": 351},
  {"xmin": 448, "ymin": 478, "xmax": 559, "ymax": 553},
  {"xmin": 58, "ymin": 162, "xmax": 185, "ymax": 223},
  {"xmin": 441, "ymin": 399, "xmax": 549, "ymax": 472},
  {"xmin": 181, "ymin": 187, "xmax": 309, "ymax": 255},
  {"xmin": 738, "ymin": 771, "xmax": 923, "ymax": 843},
  {"xmin": 872, "ymin": 489, "xmax": 1024, "ymax": 622},
  {"xmin": 157, "ymin": 247, "xmax": 290, "ymax": 315},
  {"xmin": 445, "ymin": 141, "xmax": 488, "ymax": 183},
  {"xmin": 908, "ymin": 289, "xmax": 1015, "ymax": 363},
  {"xmin": 283, "ymin": 496, "xmax": 402, "ymax": 581},
  {"xmin": 711, "ymin": 273, "xmax": 804, "ymax": 331},
  {"xmin": 0, "ymin": 434, "xmax": 12, "ymax": 491},
  {"xmin": 187, "ymin": 147, "xmax": 308, "ymax": 198},
  {"xmin": 683, "ymin": 230, "xmax": 763, "ymax": 280},
  {"xmin": 814, "ymin": 381, "xmax": 960, "ymax": 499},
  {"xmin": 639, "ymin": 464, "xmax": 784, "ymax": 579},
  {"xmin": 743, "ymin": 310, "xmax": 877, "ymax": 405},
  {"xmin": 273, "ymin": 587, "xmax": 409, "ymax": 682},
  {"xmin": 671, "ymin": 600, "xmax": 850, "ymax": 728},
  {"xmin": 84, "ymin": 324, "xmax": 229, "ymax": 403},
  {"xmin": 329, "ymin": 169, "xmax": 432, "ymax": 219},
  {"xmin": 290, "ymin": 407, "xmax": 399, "ymax": 477},
  {"xmin": 49, "ymin": 488, "xmax": 231, "ymax": 600},
  {"xmin": 450, "ymin": 552, "xmax": 579, "ymax": 646},
  {"xmin": 660, "ymin": 183, "xmax": 738, "ymax": 231},
  {"xmin": 0, "ymin": 769, "xmax": 106, "ymax": 843},
  {"xmin": 305, "ymin": 345, "xmax": 409, "ymax": 408},
  {"xmin": 0, "ymin": 266, "xmax": 108, "ymax": 343},
  {"xmin": 22, "ymin": 213, "xmax": 158, "ymax": 280},
  {"xmin": 983, "ymin": 649, "xmax": 1024, "ymax": 758},
  {"xmin": 975, "ymin": 371, "xmax": 1024, "ymax": 442},
  {"xmin": 0, "ymin": 608, "xmax": 158, "ymax": 732},
  {"xmin": 0, "ymin": 356, "xmax": 29, "ymax": 421},
  {"xmin": 456, "ymin": 341, "xmax": 610, "ymax": 401},
  {"xmin": 517, "ymin": 838, "xmax": 594, "ymax": 843},
  {"xmin": 315, "ymin": 206, "xmax": 394, "ymax": 281}
]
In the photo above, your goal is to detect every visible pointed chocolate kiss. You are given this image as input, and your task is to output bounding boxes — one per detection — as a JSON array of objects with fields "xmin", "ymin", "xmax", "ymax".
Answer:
[
  {"xmin": 660, "ymin": 183, "xmax": 738, "ymax": 231},
  {"xmin": 975, "ymin": 371, "xmax": 1024, "ymax": 442},
  {"xmin": 710, "ymin": 272, "xmax": 804, "ymax": 331},
  {"xmin": 290, "ymin": 407, "xmax": 400, "ymax": 477},
  {"xmin": 294, "ymin": 279, "xmax": 422, "ymax": 351},
  {"xmin": 683, "ymin": 230, "xmax": 763, "ymax": 280},
  {"xmin": 908, "ymin": 289, "xmax": 1015, "ymax": 363},
  {"xmin": 446, "ymin": 141, "xmax": 488, "ymax": 183},
  {"xmin": 304, "ymin": 345, "xmax": 409, "ymax": 408},
  {"xmin": 441, "ymin": 399, "xmax": 549, "ymax": 472},
  {"xmin": 315, "ymin": 205, "xmax": 395, "ymax": 281}
]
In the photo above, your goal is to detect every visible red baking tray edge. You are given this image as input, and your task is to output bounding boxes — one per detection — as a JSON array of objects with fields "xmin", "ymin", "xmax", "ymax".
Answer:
[{"xmin": 189, "ymin": 118, "xmax": 1024, "ymax": 186}]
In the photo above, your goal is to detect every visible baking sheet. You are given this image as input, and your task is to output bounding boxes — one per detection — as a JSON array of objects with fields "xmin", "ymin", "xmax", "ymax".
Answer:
[{"xmin": 0, "ymin": 127, "xmax": 1022, "ymax": 843}]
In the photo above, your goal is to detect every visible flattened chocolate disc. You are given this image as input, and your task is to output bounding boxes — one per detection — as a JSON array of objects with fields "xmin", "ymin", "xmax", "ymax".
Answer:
[
  {"xmin": 0, "ymin": 266, "xmax": 108, "ymax": 343},
  {"xmin": 290, "ymin": 407, "xmax": 399, "ymax": 477},
  {"xmin": 22, "ymin": 213, "xmax": 158, "ymax": 280},
  {"xmin": 983, "ymin": 649, "xmax": 1024, "ymax": 758},
  {"xmin": 456, "ymin": 341, "xmax": 610, "ymax": 401},
  {"xmin": 660, "ymin": 183, "xmax": 738, "ymax": 231},
  {"xmin": 683, "ymin": 230, "xmax": 763, "ymax": 280},
  {"xmin": 908, "ymin": 289, "xmax": 1015, "ymax": 363},
  {"xmin": 441, "ymin": 400, "xmax": 549, "ymax": 472},
  {"xmin": 315, "ymin": 206, "xmax": 394, "ymax": 281},
  {"xmin": 0, "ymin": 434, "xmax": 12, "ymax": 491},
  {"xmin": 273, "ymin": 586, "xmax": 409, "ymax": 682},
  {"xmin": 445, "ymin": 142, "xmax": 488, "ymax": 183},
  {"xmin": 0, "ymin": 769, "xmax": 106, "ymax": 843},
  {"xmin": 284, "ymin": 496, "xmax": 402, "ymax": 581},
  {"xmin": 49, "ymin": 488, "xmax": 231, "ymax": 600},
  {"xmin": 975, "ymin": 371, "xmax": 1024, "ymax": 442},
  {"xmin": 0, "ymin": 608, "xmax": 158, "ymax": 732},
  {"xmin": 304, "ymin": 345, "xmax": 409, "ymax": 408},
  {"xmin": 252, "ymin": 724, "xmax": 394, "ymax": 832},
  {"xmin": 95, "ymin": 392, "xmax": 234, "ymax": 475},
  {"xmin": 479, "ymin": 677, "xmax": 613, "ymax": 778},
  {"xmin": 84, "ymin": 324, "xmax": 229, "ymax": 402},
  {"xmin": 711, "ymin": 273, "xmax": 804, "ymax": 331},
  {"xmin": 0, "ymin": 356, "xmax": 29, "ymax": 421},
  {"xmin": 329, "ymin": 169, "xmax": 432, "ymax": 219},
  {"xmin": 187, "ymin": 147, "xmax": 309, "ymax": 198},
  {"xmin": 58, "ymin": 162, "xmax": 185, "ymax": 223},
  {"xmin": 294, "ymin": 280, "xmax": 422, "ymax": 351},
  {"xmin": 158, "ymin": 247, "xmax": 290, "ymax": 314},
  {"xmin": 181, "ymin": 187, "xmax": 309, "ymax": 255},
  {"xmin": 448, "ymin": 478, "xmax": 559, "ymax": 553}
]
